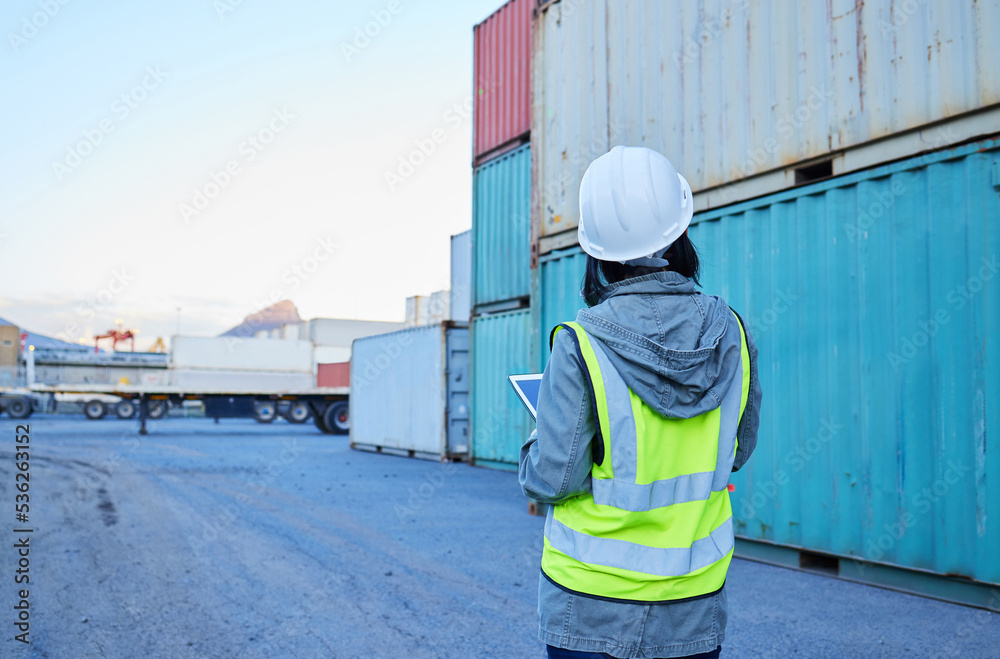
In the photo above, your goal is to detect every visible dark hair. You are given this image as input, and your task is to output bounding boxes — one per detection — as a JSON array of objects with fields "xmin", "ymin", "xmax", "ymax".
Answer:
[{"xmin": 582, "ymin": 232, "xmax": 701, "ymax": 307}]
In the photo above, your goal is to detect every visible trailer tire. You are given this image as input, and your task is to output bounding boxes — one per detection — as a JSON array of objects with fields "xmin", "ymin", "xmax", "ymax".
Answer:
[
  {"xmin": 284, "ymin": 401, "xmax": 311, "ymax": 424},
  {"xmin": 6, "ymin": 398, "xmax": 32, "ymax": 419},
  {"xmin": 312, "ymin": 405, "xmax": 332, "ymax": 434},
  {"xmin": 84, "ymin": 400, "xmax": 107, "ymax": 420},
  {"xmin": 148, "ymin": 400, "xmax": 167, "ymax": 419},
  {"xmin": 253, "ymin": 401, "xmax": 277, "ymax": 423},
  {"xmin": 115, "ymin": 400, "xmax": 137, "ymax": 419},
  {"xmin": 324, "ymin": 401, "xmax": 349, "ymax": 435}
]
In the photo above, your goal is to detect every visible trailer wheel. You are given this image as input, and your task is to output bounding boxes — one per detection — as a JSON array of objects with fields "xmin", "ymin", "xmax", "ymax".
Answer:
[
  {"xmin": 147, "ymin": 400, "xmax": 167, "ymax": 419},
  {"xmin": 84, "ymin": 400, "xmax": 107, "ymax": 420},
  {"xmin": 312, "ymin": 405, "xmax": 332, "ymax": 434},
  {"xmin": 254, "ymin": 401, "xmax": 277, "ymax": 423},
  {"xmin": 324, "ymin": 401, "xmax": 349, "ymax": 435},
  {"xmin": 115, "ymin": 400, "xmax": 137, "ymax": 419},
  {"xmin": 6, "ymin": 397, "xmax": 32, "ymax": 419},
  {"xmin": 284, "ymin": 401, "xmax": 311, "ymax": 424}
]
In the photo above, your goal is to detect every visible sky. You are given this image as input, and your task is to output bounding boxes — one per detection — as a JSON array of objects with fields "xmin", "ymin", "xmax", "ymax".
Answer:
[{"xmin": 0, "ymin": 0, "xmax": 503, "ymax": 349}]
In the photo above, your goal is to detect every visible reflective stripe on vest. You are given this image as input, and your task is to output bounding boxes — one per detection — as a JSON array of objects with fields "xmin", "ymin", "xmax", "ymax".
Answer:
[{"xmin": 541, "ymin": 314, "xmax": 751, "ymax": 603}]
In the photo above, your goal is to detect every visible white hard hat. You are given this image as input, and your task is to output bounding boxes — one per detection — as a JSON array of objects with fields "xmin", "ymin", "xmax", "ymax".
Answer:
[{"xmin": 578, "ymin": 146, "xmax": 694, "ymax": 263}]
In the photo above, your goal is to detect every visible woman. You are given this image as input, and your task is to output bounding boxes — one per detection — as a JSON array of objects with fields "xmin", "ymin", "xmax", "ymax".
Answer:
[{"xmin": 519, "ymin": 146, "xmax": 762, "ymax": 659}]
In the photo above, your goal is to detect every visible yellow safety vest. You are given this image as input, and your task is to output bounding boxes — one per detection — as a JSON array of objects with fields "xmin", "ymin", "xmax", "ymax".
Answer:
[{"xmin": 542, "ymin": 314, "xmax": 751, "ymax": 602}]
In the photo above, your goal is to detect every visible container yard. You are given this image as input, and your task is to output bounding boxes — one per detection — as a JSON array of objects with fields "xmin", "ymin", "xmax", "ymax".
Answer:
[{"xmin": 2, "ymin": 0, "xmax": 998, "ymax": 657}]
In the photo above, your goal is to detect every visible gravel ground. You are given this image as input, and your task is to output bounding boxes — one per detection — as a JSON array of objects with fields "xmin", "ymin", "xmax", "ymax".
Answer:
[{"xmin": 0, "ymin": 416, "xmax": 996, "ymax": 658}]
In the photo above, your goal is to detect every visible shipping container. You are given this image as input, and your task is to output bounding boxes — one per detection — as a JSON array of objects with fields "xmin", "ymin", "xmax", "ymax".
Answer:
[
  {"xmin": 525, "ymin": 138, "xmax": 1000, "ymax": 602},
  {"xmin": 473, "ymin": 144, "xmax": 532, "ymax": 307},
  {"xmin": 313, "ymin": 346, "xmax": 351, "ymax": 367},
  {"xmin": 451, "ymin": 230, "xmax": 472, "ymax": 323},
  {"xmin": 404, "ymin": 292, "xmax": 450, "ymax": 327},
  {"xmin": 317, "ymin": 362, "xmax": 350, "ymax": 389},
  {"xmin": 429, "ymin": 290, "xmax": 451, "ymax": 324},
  {"xmin": 350, "ymin": 324, "xmax": 470, "ymax": 459},
  {"xmin": 280, "ymin": 323, "xmax": 303, "ymax": 341},
  {"xmin": 473, "ymin": 0, "xmax": 532, "ymax": 164},
  {"xmin": 405, "ymin": 296, "xmax": 428, "ymax": 327},
  {"xmin": 537, "ymin": 247, "xmax": 588, "ymax": 367},
  {"xmin": 470, "ymin": 309, "xmax": 533, "ymax": 469},
  {"xmin": 532, "ymin": 0, "xmax": 1000, "ymax": 242},
  {"xmin": 170, "ymin": 336, "xmax": 314, "ymax": 373},
  {"xmin": 307, "ymin": 318, "xmax": 406, "ymax": 347}
]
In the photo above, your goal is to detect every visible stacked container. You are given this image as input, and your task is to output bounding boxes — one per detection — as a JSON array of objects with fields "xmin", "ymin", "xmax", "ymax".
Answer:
[
  {"xmin": 469, "ymin": 0, "xmax": 534, "ymax": 469},
  {"xmin": 528, "ymin": 0, "xmax": 1000, "ymax": 606}
]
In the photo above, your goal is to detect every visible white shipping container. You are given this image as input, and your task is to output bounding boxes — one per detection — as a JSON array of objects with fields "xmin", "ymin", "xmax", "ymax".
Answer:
[
  {"xmin": 280, "ymin": 323, "xmax": 303, "ymax": 340},
  {"xmin": 350, "ymin": 325, "xmax": 470, "ymax": 458},
  {"xmin": 313, "ymin": 345, "xmax": 351, "ymax": 367},
  {"xmin": 170, "ymin": 336, "xmax": 314, "ymax": 373},
  {"xmin": 533, "ymin": 0, "xmax": 1000, "ymax": 238},
  {"xmin": 429, "ymin": 290, "xmax": 451, "ymax": 325},
  {"xmin": 405, "ymin": 296, "xmax": 427, "ymax": 327},
  {"xmin": 308, "ymin": 318, "xmax": 407, "ymax": 347},
  {"xmin": 168, "ymin": 368, "xmax": 314, "ymax": 392},
  {"xmin": 450, "ymin": 231, "xmax": 471, "ymax": 323}
]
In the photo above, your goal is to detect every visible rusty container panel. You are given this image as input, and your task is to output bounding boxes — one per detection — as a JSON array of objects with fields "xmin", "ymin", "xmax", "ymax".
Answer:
[
  {"xmin": 474, "ymin": 0, "xmax": 532, "ymax": 163},
  {"xmin": 534, "ymin": 0, "xmax": 1000, "ymax": 239}
]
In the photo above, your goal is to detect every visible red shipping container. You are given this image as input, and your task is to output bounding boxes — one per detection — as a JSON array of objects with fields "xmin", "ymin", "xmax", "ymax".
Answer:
[
  {"xmin": 473, "ymin": 0, "xmax": 532, "ymax": 164},
  {"xmin": 317, "ymin": 362, "xmax": 350, "ymax": 388}
]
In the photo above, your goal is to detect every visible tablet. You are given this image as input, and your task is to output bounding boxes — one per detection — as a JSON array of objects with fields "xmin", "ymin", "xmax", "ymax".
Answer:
[{"xmin": 508, "ymin": 373, "xmax": 543, "ymax": 420}]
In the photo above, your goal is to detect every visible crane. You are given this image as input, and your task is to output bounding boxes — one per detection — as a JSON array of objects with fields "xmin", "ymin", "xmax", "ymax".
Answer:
[{"xmin": 94, "ymin": 320, "xmax": 136, "ymax": 353}]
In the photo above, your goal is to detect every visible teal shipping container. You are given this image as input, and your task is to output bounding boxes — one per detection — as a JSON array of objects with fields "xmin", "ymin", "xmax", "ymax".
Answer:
[
  {"xmin": 535, "ymin": 138, "xmax": 1000, "ymax": 604},
  {"xmin": 537, "ymin": 248, "xmax": 588, "ymax": 368},
  {"xmin": 470, "ymin": 309, "xmax": 533, "ymax": 469},
  {"xmin": 473, "ymin": 144, "xmax": 531, "ymax": 308}
]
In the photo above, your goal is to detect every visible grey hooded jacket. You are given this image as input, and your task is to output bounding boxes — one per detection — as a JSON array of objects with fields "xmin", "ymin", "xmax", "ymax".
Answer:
[{"xmin": 519, "ymin": 271, "xmax": 762, "ymax": 658}]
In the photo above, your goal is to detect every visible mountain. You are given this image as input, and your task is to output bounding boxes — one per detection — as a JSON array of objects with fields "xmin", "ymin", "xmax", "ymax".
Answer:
[{"xmin": 219, "ymin": 300, "xmax": 302, "ymax": 338}]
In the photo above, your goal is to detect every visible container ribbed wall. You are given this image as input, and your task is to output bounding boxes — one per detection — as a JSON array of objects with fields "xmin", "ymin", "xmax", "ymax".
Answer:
[
  {"xmin": 471, "ymin": 309, "xmax": 533, "ymax": 468},
  {"xmin": 538, "ymin": 247, "xmax": 588, "ymax": 367},
  {"xmin": 473, "ymin": 0, "xmax": 531, "ymax": 163},
  {"xmin": 685, "ymin": 138, "xmax": 999, "ymax": 585},
  {"xmin": 351, "ymin": 326, "xmax": 449, "ymax": 457},
  {"xmin": 473, "ymin": 144, "xmax": 532, "ymax": 307}
]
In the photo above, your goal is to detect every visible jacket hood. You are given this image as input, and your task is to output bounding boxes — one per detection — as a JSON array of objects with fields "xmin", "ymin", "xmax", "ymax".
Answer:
[{"xmin": 575, "ymin": 271, "xmax": 743, "ymax": 419}]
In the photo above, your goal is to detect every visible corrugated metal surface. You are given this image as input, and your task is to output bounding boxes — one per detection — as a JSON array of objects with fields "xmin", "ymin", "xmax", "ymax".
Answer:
[
  {"xmin": 684, "ymin": 138, "xmax": 1000, "ymax": 585},
  {"xmin": 350, "ymin": 325, "xmax": 469, "ymax": 458},
  {"xmin": 471, "ymin": 309, "xmax": 533, "ymax": 467},
  {"xmin": 473, "ymin": 144, "xmax": 532, "ymax": 306},
  {"xmin": 538, "ymin": 247, "xmax": 588, "ymax": 367},
  {"xmin": 171, "ymin": 336, "xmax": 313, "ymax": 372},
  {"xmin": 473, "ymin": 0, "xmax": 532, "ymax": 161},
  {"xmin": 534, "ymin": 0, "xmax": 1000, "ymax": 237},
  {"xmin": 451, "ymin": 230, "xmax": 472, "ymax": 323}
]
